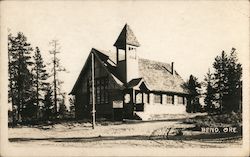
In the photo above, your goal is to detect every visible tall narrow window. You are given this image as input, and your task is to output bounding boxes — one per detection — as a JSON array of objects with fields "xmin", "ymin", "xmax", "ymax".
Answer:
[
  {"xmin": 88, "ymin": 77, "xmax": 109, "ymax": 105},
  {"xmin": 136, "ymin": 93, "xmax": 142, "ymax": 103},
  {"xmin": 166, "ymin": 95, "xmax": 174, "ymax": 104},
  {"xmin": 154, "ymin": 94, "xmax": 162, "ymax": 104},
  {"xmin": 118, "ymin": 49, "xmax": 125, "ymax": 61},
  {"xmin": 178, "ymin": 96, "xmax": 184, "ymax": 104},
  {"xmin": 104, "ymin": 79, "xmax": 109, "ymax": 103},
  {"xmin": 183, "ymin": 97, "xmax": 186, "ymax": 105},
  {"xmin": 100, "ymin": 83, "xmax": 105, "ymax": 103}
]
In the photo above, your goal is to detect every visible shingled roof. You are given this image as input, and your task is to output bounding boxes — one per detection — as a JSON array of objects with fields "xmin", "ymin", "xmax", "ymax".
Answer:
[
  {"xmin": 93, "ymin": 49, "xmax": 189, "ymax": 94},
  {"xmin": 70, "ymin": 48, "xmax": 189, "ymax": 95},
  {"xmin": 114, "ymin": 24, "xmax": 140, "ymax": 48},
  {"xmin": 138, "ymin": 58, "xmax": 189, "ymax": 94}
]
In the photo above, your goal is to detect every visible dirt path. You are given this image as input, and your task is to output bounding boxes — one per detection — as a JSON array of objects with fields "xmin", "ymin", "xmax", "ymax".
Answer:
[{"xmin": 8, "ymin": 119, "xmax": 242, "ymax": 148}]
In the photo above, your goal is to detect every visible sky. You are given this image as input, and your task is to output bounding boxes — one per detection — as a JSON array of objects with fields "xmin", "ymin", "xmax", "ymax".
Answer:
[{"xmin": 2, "ymin": 1, "xmax": 249, "ymax": 98}]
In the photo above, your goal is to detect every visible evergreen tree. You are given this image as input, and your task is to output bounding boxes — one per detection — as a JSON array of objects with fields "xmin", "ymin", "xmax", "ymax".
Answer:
[
  {"xmin": 204, "ymin": 69, "xmax": 216, "ymax": 112},
  {"xmin": 48, "ymin": 40, "xmax": 66, "ymax": 118},
  {"xmin": 213, "ymin": 50, "xmax": 229, "ymax": 112},
  {"xmin": 8, "ymin": 33, "xmax": 17, "ymax": 126},
  {"xmin": 43, "ymin": 86, "xmax": 54, "ymax": 120},
  {"xmin": 186, "ymin": 75, "xmax": 201, "ymax": 113},
  {"xmin": 32, "ymin": 47, "xmax": 49, "ymax": 119},
  {"xmin": 224, "ymin": 48, "xmax": 242, "ymax": 111},
  {"xmin": 8, "ymin": 32, "xmax": 34, "ymax": 122},
  {"xmin": 212, "ymin": 48, "xmax": 242, "ymax": 112},
  {"xmin": 58, "ymin": 93, "xmax": 67, "ymax": 119}
]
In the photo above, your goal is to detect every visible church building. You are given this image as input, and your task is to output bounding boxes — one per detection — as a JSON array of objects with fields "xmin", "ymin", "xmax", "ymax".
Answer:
[{"xmin": 70, "ymin": 24, "xmax": 190, "ymax": 120}]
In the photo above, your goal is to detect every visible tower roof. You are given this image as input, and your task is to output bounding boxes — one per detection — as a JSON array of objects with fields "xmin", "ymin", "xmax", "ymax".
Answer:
[{"xmin": 114, "ymin": 24, "xmax": 140, "ymax": 48}]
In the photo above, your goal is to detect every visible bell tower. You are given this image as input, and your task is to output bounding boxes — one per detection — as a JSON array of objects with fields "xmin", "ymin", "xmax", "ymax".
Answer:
[{"xmin": 114, "ymin": 24, "xmax": 140, "ymax": 83}]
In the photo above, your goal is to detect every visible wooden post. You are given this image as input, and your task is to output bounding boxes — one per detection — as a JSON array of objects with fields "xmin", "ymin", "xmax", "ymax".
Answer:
[
  {"xmin": 142, "ymin": 92, "xmax": 144, "ymax": 103},
  {"xmin": 133, "ymin": 89, "xmax": 136, "ymax": 115},
  {"xmin": 91, "ymin": 52, "xmax": 96, "ymax": 129}
]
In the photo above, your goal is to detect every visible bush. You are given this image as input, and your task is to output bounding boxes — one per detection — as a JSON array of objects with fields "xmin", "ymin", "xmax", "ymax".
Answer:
[{"xmin": 183, "ymin": 112, "xmax": 242, "ymax": 128}]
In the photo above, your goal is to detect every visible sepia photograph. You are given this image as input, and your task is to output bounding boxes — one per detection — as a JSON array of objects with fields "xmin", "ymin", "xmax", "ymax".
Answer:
[{"xmin": 0, "ymin": 0, "xmax": 249, "ymax": 156}]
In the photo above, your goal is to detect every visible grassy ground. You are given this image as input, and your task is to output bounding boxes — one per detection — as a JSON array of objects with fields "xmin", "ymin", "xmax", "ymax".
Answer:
[{"xmin": 8, "ymin": 113, "xmax": 242, "ymax": 148}]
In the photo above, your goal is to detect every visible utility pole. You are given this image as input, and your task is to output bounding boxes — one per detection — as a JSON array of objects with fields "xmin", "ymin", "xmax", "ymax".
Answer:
[{"xmin": 91, "ymin": 52, "xmax": 96, "ymax": 129}]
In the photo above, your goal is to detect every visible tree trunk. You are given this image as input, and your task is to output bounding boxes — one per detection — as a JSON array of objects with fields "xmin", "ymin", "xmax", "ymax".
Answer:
[
  {"xmin": 53, "ymin": 44, "xmax": 57, "ymax": 118},
  {"xmin": 36, "ymin": 66, "xmax": 39, "ymax": 120}
]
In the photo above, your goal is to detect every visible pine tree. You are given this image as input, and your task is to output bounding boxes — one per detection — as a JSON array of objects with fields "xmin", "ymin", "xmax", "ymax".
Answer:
[
  {"xmin": 212, "ymin": 48, "xmax": 242, "ymax": 112},
  {"xmin": 204, "ymin": 69, "xmax": 216, "ymax": 112},
  {"xmin": 225, "ymin": 48, "xmax": 242, "ymax": 111},
  {"xmin": 43, "ymin": 86, "xmax": 54, "ymax": 120},
  {"xmin": 8, "ymin": 32, "xmax": 34, "ymax": 122},
  {"xmin": 32, "ymin": 47, "xmax": 49, "ymax": 119},
  {"xmin": 186, "ymin": 75, "xmax": 201, "ymax": 113},
  {"xmin": 213, "ymin": 50, "xmax": 229, "ymax": 112},
  {"xmin": 8, "ymin": 33, "xmax": 17, "ymax": 126},
  {"xmin": 58, "ymin": 93, "xmax": 67, "ymax": 119},
  {"xmin": 48, "ymin": 40, "xmax": 66, "ymax": 118}
]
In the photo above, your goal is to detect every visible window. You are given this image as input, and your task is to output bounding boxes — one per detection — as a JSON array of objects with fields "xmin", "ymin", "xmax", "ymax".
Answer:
[
  {"xmin": 118, "ymin": 49, "xmax": 125, "ymax": 61},
  {"xmin": 104, "ymin": 79, "xmax": 109, "ymax": 103},
  {"xmin": 124, "ymin": 94, "xmax": 131, "ymax": 103},
  {"xmin": 100, "ymin": 84, "xmax": 105, "ymax": 103},
  {"xmin": 178, "ymin": 96, "xmax": 184, "ymax": 104},
  {"xmin": 166, "ymin": 95, "xmax": 174, "ymax": 104},
  {"xmin": 154, "ymin": 94, "xmax": 162, "ymax": 104},
  {"xmin": 88, "ymin": 77, "xmax": 109, "ymax": 104},
  {"xmin": 129, "ymin": 47, "xmax": 136, "ymax": 51},
  {"xmin": 136, "ymin": 93, "xmax": 142, "ymax": 103}
]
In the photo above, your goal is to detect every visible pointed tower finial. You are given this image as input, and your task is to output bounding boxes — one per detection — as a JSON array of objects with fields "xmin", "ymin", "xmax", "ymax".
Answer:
[{"xmin": 114, "ymin": 24, "xmax": 140, "ymax": 49}]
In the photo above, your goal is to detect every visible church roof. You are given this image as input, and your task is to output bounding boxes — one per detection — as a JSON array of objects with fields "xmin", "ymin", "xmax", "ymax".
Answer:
[
  {"xmin": 114, "ymin": 24, "xmax": 140, "ymax": 48},
  {"xmin": 90, "ymin": 49, "xmax": 189, "ymax": 94},
  {"xmin": 127, "ymin": 78, "xmax": 143, "ymax": 88},
  {"xmin": 127, "ymin": 78, "xmax": 151, "ymax": 91},
  {"xmin": 138, "ymin": 58, "xmax": 189, "ymax": 94},
  {"xmin": 70, "ymin": 25, "xmax": 189, "ymax": 95}
]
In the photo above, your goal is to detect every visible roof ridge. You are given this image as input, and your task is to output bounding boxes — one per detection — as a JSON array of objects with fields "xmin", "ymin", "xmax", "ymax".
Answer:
[{"xmin": 138, "ymin": 57, "xmax": 171, "ymax": 67}]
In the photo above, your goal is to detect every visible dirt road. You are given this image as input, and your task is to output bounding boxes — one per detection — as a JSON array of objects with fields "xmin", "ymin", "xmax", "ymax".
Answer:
[{"xmin": 8, "ymin": 118, "xmax": 242, "ymax": 148}]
